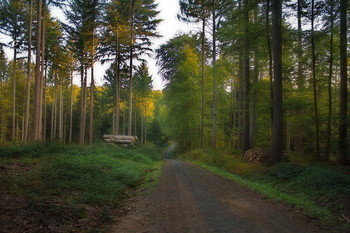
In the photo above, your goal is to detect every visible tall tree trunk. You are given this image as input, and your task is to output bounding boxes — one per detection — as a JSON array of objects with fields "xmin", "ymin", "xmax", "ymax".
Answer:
[
  {"xmin": 297, "ymin": 0, "xmax": 303, "ymax": 90},
  {"xmin": 115, "ymin": 40, "xmax": 120, "ymax": 135},
  {"xmin": 79, "ymin": 61, "xmax": 87, "ymax": 144},
  {"xmin": 338, "ymin": 0, "xmax": 348, "ymax": 164},
  {"xmin": 311, "ymin": 0, "xmax": 320, "ymax": 160},
  {"xmin": 24, "ymin": 0, "xmax": 33, "ymax": 142},
  {"xmin": 89, "ymin": 40, "xmax": 95, "ymax": 145},
  {"xmin": 270, "ymin": 0, "xmax": 283, "ymax": 163},
  {"xmin": 69, "ymin": 71, "xmax": 73, "ymax": 143},
  {"xmin": 12, "ymin": 39, "xmax": 17, "ymax": 140},
  {"xmin": 42, "ymin": 63, "xmax": 47, "ymax": 141},
  {"xmin": 32, "ymin": 0, "xmax": 43, "ymax": 141},
  {"xmin": 212, "ymin": 0, "xmax": 217, "ymax": 149},
  {"xmin": 128, "ymin": 0, "xmax": 135, "ymax": 136},
  {"xmin": 39, "ymin": 4, "xmax": 46, "ymax": 140},
  {"xmin": 58, "ymin": 74, "xmax": 64, "ymax": 140},
  {"xmin": 51, "ymin": 75, "xmax": 56, "ymax": 140},
  {"xmin": 326, "ymin": 0, "xmax": 334, "ymax": 161},
  {"xmin": 200, "ymin": 16, "xmax": 205, "ymax": 149},
  {"xmin": 242, "ymin": 0, "xmax": 250, "ymax": 152},
  {"xmin": 250, "ymin": 50, "xmax": 258, "ymax": 148},
  {"xmin": 266, "ymin": 0, "xmax": 273, "ymax": 123}
]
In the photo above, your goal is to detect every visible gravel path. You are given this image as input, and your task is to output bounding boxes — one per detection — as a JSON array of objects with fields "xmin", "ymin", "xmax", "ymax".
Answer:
[{"xmin": 111, "ymin": 160, "xmax": 326, "ymax": 233}]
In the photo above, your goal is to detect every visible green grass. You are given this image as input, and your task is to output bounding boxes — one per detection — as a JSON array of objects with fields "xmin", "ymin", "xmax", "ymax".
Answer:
[{"xmin": 0, "ymin": 142, "xmax": 164, "ymax": 232}]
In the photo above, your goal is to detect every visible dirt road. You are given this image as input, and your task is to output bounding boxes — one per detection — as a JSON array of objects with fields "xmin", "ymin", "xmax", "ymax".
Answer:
[{"xmin": 111, "ymin": 160, "xmax": 326, "ymax": 233}]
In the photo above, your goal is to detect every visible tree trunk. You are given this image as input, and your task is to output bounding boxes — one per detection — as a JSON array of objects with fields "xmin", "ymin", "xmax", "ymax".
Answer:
[
  {"xmin": 89, "ymin": 41, "xmax": 95, "ymax": 145},
  {"xmin": 200, "ymin": 16, "xmax": 205, "ymax": 149},
  {"xmin": 24, "ymin": 0, "xmax": 33, "ymax": 142},
  {"xmin": 311, "ymin": 0, "xmax": 320, "ymax": 161},
  {"xmin": 128, "ymin": 0, "xmax": 135, "ymax": 136},
  {"xmin": 250, "ymin": 50, "xmax": 258, "ymax": 148},
  {"xmin": 58, "ymin": 73, "xmax": 64, "ymax": 140},
  {"xmin": 12, "ymin": 39, "xmax": 17, "ymax": 141},
  {"xmin": 326, "ymin": 0, "xmax": 334, "ymax": 161},
  {"xmin": 212, "ymin": 0, "xmax": 217, "ymax": 149},
  {"xmin": 266, "ymin": 0, "xmax": 273, "ymax": 124},
  {"xmin": 32, "ymin": 0, "xmax": 43, "ymax": 141},
  {"xmin": 69, "ymin": 71, "xmax": 73, "ymax": 143},
  {"xmin": 79, "ymin": 61, "xmax": 86, "ymax": 144},
  {"xmin": 42, "ymin": 63, "xmax": 47, "ymax": 141},
  {"xmin": 338, "ymin": 0, "xmax": 348, "ymax": 164},
  {"xmin": 242, "ymin": 0, "xmax": 250, "ymax": 152},
  {"xmin": 115, "ymin": 41, "xmax": 120, "ymax": 135},
  {"xmin": 297, "ymin": 0, "xmax": 303, "ymax": 90},
  {"xmin": 39, "ymin": 1, "xmax": 46, "ymax": 140},
  {"xmin": 270, "ymin": 0, "xmax": 283, "ymax": 163}
]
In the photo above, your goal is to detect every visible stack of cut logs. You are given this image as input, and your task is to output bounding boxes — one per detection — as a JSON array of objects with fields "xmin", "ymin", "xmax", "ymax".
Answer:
[
  {"xmin": 243, "ymin": 148, "xmax": 270, "ymax": 163},
  {"xmin": 103, "ymin": 135, "xmax": 138, "ymax": 145}
]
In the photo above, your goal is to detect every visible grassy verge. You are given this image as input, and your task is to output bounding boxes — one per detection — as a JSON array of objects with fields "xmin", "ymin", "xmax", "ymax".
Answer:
[
  {"xmin": 181, "ymin": 150, "xmax": 350, "ymax": 232},
  {"xmin": 0, "ymin": 142, "xmax": 163, "ymax": 233}
]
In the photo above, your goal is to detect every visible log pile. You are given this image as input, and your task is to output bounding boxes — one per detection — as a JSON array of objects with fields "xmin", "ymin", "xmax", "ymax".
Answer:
[
  {"xmin": 103, "ymin": 135, "xmax": 138, "ymax": 145},
  {"xmin": 243, "ymin": 148, "xmax": 270, "ymax": 163}
]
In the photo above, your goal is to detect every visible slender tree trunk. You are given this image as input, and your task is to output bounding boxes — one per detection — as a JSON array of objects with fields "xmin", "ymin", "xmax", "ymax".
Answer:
[
  {"xmin": 58, "ymin": 74, "xmax": 64, "ymax": 140},
  {"xmin": 115, "ymin": 42, "xmax": 120, "ymax": 135},
  {"xmin": 32, "ymin": 0, "xmax": 42, "ymax": 141},
  {"xmin": 39, "ymin": 1, "xmax": 46, "ymax": 140},
  {"xmin": 242, "ymin": 0, "xmax": 250, "ymax": 152},
  {"xmin": 297, "ymin": 0, "xmax": 303, "ymax": 90},
  {"xmin": 200, "ymin": 17, "xmax": 205, "ymax": 149},
  {"xmin": 270, "ymin": 0, "xmax": 283, "ymax": 163},
  {"xmin": 128, "ymin": 0, "xmax": 135, "ymax": 136},
  {"xmin": 266, "ymin": 0, "xmax": 273, "ymax": 124},
  {"xmin": 79, "ymin": 61, "xmax": 86, "ymax": 144},
  {"xmin": 326, "ymin": 0, "xmax": 334, "ymax": 161},
  {"xmin": 69, "ymin": 71, "xmax": 73, "ymax": 143},
  {"xmin": 89, "ymin": 41, "xmax": 95, "ymax": 145},
  {"xmin": 250, "ymin": 51, "xmax": 258, "ymax": 148},
  {"xmin": 134, "ymin": 98, "xmax": 137, "ymax": 136},
  {"xmin": 212, "ymin": 0, "xmax": 217, "ymax": 149},
  {"xmin": 338, "ymin": 0, "xmax": 348, "ymax": 164},
  {"xmin": 42, "ymin": 63, "xmax": 47, "ymax": 141},
  {"xmin": 51, "ymin": 75, "xmax": 56, "ymax": 140},
  {"xmin": 12, "ymin": 40, "xmax": 17, "ymax": 141},
  {"xmin": 24, "ymin": 0, "xmax": 33, "ymax": 142},
  {"xmin": 311, "ymin": 0, "xmax": 320, "ymax": 160},
  {"xmin": 141, "ymin": 98, "xmax": 144, "ymax": 145}
]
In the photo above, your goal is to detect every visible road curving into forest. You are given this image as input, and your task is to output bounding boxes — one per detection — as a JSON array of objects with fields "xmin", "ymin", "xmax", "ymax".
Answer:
[{"xmin": 111, "ymin": 159, "xmax": 327, "ymax": 233}]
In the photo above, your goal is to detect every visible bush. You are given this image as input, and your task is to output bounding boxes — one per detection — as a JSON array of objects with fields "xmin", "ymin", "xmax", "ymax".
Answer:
[{"xmin": 267, "ymin": 163, "xmax": 303, "ymax": 181}]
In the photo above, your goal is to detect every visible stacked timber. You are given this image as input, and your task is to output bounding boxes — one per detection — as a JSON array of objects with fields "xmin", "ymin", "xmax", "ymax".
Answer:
[
  {"xmin": 243, "ymin": 148, "xmax": 270, "ymax": 163},
  {"xmin": 103, "ymin": 135, "xmax": 138, "ymax": 145}
]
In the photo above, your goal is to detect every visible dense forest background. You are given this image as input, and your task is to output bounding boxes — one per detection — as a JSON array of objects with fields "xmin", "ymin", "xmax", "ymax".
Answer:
[{"xmin": 0, "ymin": 0, "xmax": 348, "ymax": 163}]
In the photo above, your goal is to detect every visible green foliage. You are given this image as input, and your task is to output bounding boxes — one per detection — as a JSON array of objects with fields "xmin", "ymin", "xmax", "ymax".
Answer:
[
  {"xmin": 266, "ymin": 163, "xmax": 303, "ymax": 181},
  {"xmin": 0, "ymin": 141, "xmax": 67, "ymax": 158}
]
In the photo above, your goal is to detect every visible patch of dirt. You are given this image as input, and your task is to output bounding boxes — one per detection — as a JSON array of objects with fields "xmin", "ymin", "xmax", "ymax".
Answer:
[{"xmin": 110, "ymin": 160, "xmax": 333, "ymax": 233}]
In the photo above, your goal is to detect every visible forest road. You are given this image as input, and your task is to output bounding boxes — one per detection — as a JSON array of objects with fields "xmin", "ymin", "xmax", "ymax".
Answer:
[{"xmin": 110, "ymin": 159, "xmax": 326, "ymax": 233}]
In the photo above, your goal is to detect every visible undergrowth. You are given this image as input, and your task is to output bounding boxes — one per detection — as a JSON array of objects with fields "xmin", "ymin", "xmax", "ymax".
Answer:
[
  {"xmin": 0, "ymin": 142, "xmax": 163, "ymax": 232},
  {"xmin": 181, "ymin": 149, "xmax": 350, "ymax": 232}
]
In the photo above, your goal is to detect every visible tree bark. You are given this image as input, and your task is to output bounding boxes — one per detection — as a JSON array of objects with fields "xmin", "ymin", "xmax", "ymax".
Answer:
[
  {"xmin": 24, "ymin": 0, "xmax": 33, "ymax": 142},
  {"xmin": 12, "ymin": 39, "xmax": 17, "ymax": 140},
  {"xmin": 242, "ymin": 0, "xmax": 250, "ymax": 152},
  {"xmin": 212, "ymin": 0, "xmax": 217, "ymax": 149},
  {"xmin": 69, "ymin": 72, "xmax": 73, "ymax": 143},
  {"xmin": 128, "ymin": 0, "xmax": 135, "ymax": 136},
  {"xmin": 32, "ymin": 0, "xmax": 42, "ymax": 141},
  {"xmin": 326, "ymin": 0, "xmax": 334, "ymax": 161},
  {"xmin": 338, "ymin": 0, "xmax": 348, "ymax": 163},
  {"xmin": 311, "ymin": 0, "xmax": 320, "ymax": 161},
  {"xmin": 89, "ymin": 40, "xmax": 95, "ymax": 145},
  {"xmin": 266, "ymin": 0, "xmax": 273, "ymax": 123},
  {"xmin": 270, "ymin": 0, "xmax": 283, "ymax": 163},
  {"xmin": 200, "ymin": 16, "xmax": 205, "ymax": 149}
]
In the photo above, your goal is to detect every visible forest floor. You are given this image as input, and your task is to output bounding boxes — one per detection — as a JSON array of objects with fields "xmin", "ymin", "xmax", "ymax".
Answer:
[{"xmin": 110, "ymin": 159, "xmax": 330, "ymax": 233}]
